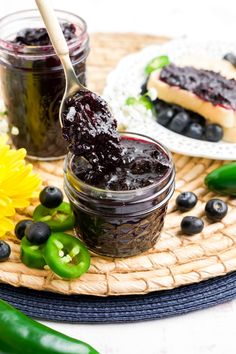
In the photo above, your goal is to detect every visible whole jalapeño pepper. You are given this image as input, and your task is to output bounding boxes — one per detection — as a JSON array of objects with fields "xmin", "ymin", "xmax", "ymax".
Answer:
[
  {"xmin": 0, "ymin": 340, "xmax": 25, "ymax": 354},
  {"xmin": 0, "ymin": 300, "xmax": 99, "ymax": 354},
  {"xmin": 205, "ymin": 162, "xmax": 236, "ymax": 196}
]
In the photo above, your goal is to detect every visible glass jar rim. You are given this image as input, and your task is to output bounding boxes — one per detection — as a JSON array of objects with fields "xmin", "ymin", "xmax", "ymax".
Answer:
[
  {"xmin": 0, "ymin": 9, "xmax": 88, "ymax": 55},
  {"xmin": 64, "ymin": 132, "xmax": 174, "ymax": 198}
]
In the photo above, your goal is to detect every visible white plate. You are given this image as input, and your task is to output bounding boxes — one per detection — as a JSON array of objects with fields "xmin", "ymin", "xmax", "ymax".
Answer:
[{"xmin": 103, "ymin": 39, "xmax": 236, "ymax": 160}]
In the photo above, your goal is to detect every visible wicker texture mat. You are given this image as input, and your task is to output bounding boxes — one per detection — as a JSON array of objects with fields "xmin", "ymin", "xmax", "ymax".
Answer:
[
  {"xmin": 1, "ymin": 33, "xmax": 236, "ymax": 296},
  {"xmin": 1, "ymin": 271, "xmax": 236, "ymax": 323}
]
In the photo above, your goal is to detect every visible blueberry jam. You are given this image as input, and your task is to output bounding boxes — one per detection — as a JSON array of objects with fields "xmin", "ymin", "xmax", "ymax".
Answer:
[
  {"xmin": 12, "ymin": 23, "xmax": 76, "ymax": 46},
  {"xmin": 160, "ymin": 64, "xmax": 236, "ymax": 109},
  {"xmin": 71, "ymin": 136, "xmax": 170, "ymax": 190},
  {"xmin": 62, "ymin": 90, "xmax": 170, "ymax": 190},
  {"xmin": 64, "ymin": 133, "xmax": 175, "ymax": 257},
  {"xmin": 62, "ymin": 90, "xmax": 122, "ymax": 176},
  {"xmin": 0, "ymin": 11, "xmax": 89, "ymax": 159}
]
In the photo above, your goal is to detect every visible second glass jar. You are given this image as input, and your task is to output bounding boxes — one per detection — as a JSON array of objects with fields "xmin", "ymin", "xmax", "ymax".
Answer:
[{"xmin": 0, "ymin": 10, "xmax": 89, "ymax": 160}]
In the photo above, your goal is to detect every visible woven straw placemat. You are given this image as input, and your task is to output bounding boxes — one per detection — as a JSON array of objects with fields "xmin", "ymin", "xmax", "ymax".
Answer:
[
  {"xmin": 2, "ymin": 271, "xmax": 236, "ymax": 322},
  {"xmin": 1, "ymin": 33, "xmax": 236, "ymax": 297}
]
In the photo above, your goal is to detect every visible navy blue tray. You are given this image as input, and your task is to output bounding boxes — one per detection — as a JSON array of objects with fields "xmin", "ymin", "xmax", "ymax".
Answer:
[{"xmin": 1, "ymin": 271, "xmax": 236, "ymax": 323}]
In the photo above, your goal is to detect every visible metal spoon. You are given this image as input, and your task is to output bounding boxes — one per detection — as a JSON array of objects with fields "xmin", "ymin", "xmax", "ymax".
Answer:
[{"xmin": 35, "ymin": 0, "xmax": 110, "ymax": 127}]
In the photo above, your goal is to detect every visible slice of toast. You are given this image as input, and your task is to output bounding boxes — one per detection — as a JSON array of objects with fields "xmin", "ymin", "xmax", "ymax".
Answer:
[
  {"xmin": 147, "ymin": 64, "xmax": 236, "ymax": 129},
  {"xmin": 224, "ymin": 126, "xmax": 236, "ymax": 142}
]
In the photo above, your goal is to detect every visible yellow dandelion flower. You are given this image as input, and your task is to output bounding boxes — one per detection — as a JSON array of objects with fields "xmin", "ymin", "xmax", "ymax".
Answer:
[{"xmin": 0, "ymin": 137, "xmax": 41, "ymax": 237}]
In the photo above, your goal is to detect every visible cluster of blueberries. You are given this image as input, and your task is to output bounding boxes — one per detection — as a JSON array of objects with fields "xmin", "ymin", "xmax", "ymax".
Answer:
[
  {"xmin": 140, "ymin": 81, "xmax": 223, "ymax": 142},
  {"xmin": 176, "ymin": 192, "xmax": 228, "ymax": 235},
  {"xmin": 154, "ymin": 99, "xmax": 223, "ymax": 142}
]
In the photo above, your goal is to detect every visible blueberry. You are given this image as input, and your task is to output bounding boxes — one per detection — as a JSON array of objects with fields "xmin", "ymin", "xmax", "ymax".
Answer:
[
  {"xmin": 0, "ymin": 241, "xmax": 11, "ymax": 261},
  {"xmin": 169, "ymin": 112, "xmax": 190, "ymax": 133},
  {"xmin": 190, "ymin": 112, "xmax": 206, "ymax": 126},
  {"xmin": 176, "ymin": 192, "xmax": 198, "ymax": 212},
  {"xmin": 205, "ymin": 124, "xmax": 223, "ymax": 142},
  {"xmin": 205, "ymin": 199, "xmax": 228, "ymax": 221},
  {"xmin": 15, "ymin": 219, "xmax": 34, "ymax": 240},
  {"xmin": 157, "ymin": 108, "xmax": 175, "ymax": 127},
  {"xmin": 181, "ymin": 216, "xmax": 204, "ymax": 235},
  {"xmin": 223, "ymin": 52, "xmax": 236, "ymax": 67},
  {"xmin": 25, "ymin": 222, "xmax": 51, "ymax": 245},
  {"xmin": 131, "ymin": 158, "xmax": 152, "ymax": 174},
  {"xmin": 185, "ymin": 122, "xmax": 204, "ymax": 140},
  {"xmin": 171, "ymin": 104, "xmax": 184, "ymax": 114},
  {"xmin": 39, "ymin": 186, "xmax": 63, "ymax": 209},
  {"xmin": 153, "ymin": 99, "xmax": 167, "ymax": 113}
]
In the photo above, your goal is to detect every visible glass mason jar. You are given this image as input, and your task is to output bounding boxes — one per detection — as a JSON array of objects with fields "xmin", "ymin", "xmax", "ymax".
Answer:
[
  {"xmin": 0, "ymin": 10, "xmax": 89, "ymax": 160},
  {"xmin": 64, "ymin": 132, "xmax": 175, "ymax": 258}
]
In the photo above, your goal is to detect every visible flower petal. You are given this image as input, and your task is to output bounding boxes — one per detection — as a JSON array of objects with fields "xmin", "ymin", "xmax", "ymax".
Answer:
[{"xmin": 0, "ymin": 140, "xmax": 42, "ymax": 235}]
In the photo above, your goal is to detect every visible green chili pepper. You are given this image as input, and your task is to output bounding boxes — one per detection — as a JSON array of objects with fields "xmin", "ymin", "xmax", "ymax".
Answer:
[
  {"xmin": 33, "ymin": 202, "xmax": 75, "ymax": 232},
  {"xmin": 205, "ymin": 162, "xmax": 236, "ymax": 196},
  {"xmin": 0, "ymin": 340, "xmax": 25, "ymax": 354},
  {"xmin": 0, "ymin": 300, "xmax": 99, "ymax": 354},
  {"xmin": 144, "ymin": 55, "xmax": 170, "ymax": 74},
  {"xmin": 125, "ymin": 94, "xmax": 154, "ymax": 110},
  {"xmin": 138, "ymin": 95, "xmax": 154, "ymax": 110},
  {"xmin": 20, "ymin": 236, "xmax": 46, "ymax": 269},
  {"xmin": 44, "ymin": 232, "xmax": 90, "ymax": 279},
  {"xmin": 125, "ymin": 96, "xmax": 137, "ymax": 105}
]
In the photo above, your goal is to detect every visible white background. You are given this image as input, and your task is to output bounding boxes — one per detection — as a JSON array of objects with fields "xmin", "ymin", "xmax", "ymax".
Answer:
[
  {"xmin": 1, "ymin": 0, "xmax": 236, "ymax": 40},
  {"xmin": 1, "ymin": 1, "xmax": 236, "ymax": 353}
]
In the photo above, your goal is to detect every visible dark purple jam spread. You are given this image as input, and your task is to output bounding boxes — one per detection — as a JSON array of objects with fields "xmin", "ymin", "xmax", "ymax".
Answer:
[
  {"xmin": 62, "ymin": 91, "xmax": 170, "ymax": 190},
  {"xmin": 160, "ymin": 64, "xmax": 236, "ymax": 110},
  {"xmin": 62, "ymin": 90, "xmax": 171, "ymax": 190},
  {"xmin": 62, "ymin": 90, "xmax": 122, "ymax": 172},
  {"xmin": 12, "ymin": 23, "xmax": 76, "ymax": 46},
  {"xmin": 71, "ymin": 136, "xmax": 170, "ymax": 190}
]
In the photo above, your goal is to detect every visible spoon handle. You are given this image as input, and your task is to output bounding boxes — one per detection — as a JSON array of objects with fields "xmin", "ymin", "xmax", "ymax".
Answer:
[
  {"xmin": 35, "ymin": 0, "xmax": 69, "ymax": 57},
  {"xmin": 35, "ymin": 0, "xmax": 81, "ymax": 92}
]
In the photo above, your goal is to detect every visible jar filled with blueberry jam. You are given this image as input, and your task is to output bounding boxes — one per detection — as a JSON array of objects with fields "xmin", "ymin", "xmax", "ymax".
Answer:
[
  {"xmin": 64, "ymin": 132, "xmax": 175, "ymax": 258},
  {"xmin": 0, "ymin": 10, "xmax": 89, "ymax": 160}
]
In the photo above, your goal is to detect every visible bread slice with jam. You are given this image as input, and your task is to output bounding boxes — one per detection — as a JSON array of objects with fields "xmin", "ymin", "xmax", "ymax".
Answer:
[{"xmin": 147, "ymin": 63, "xmax": 236, "ymax": 142}]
